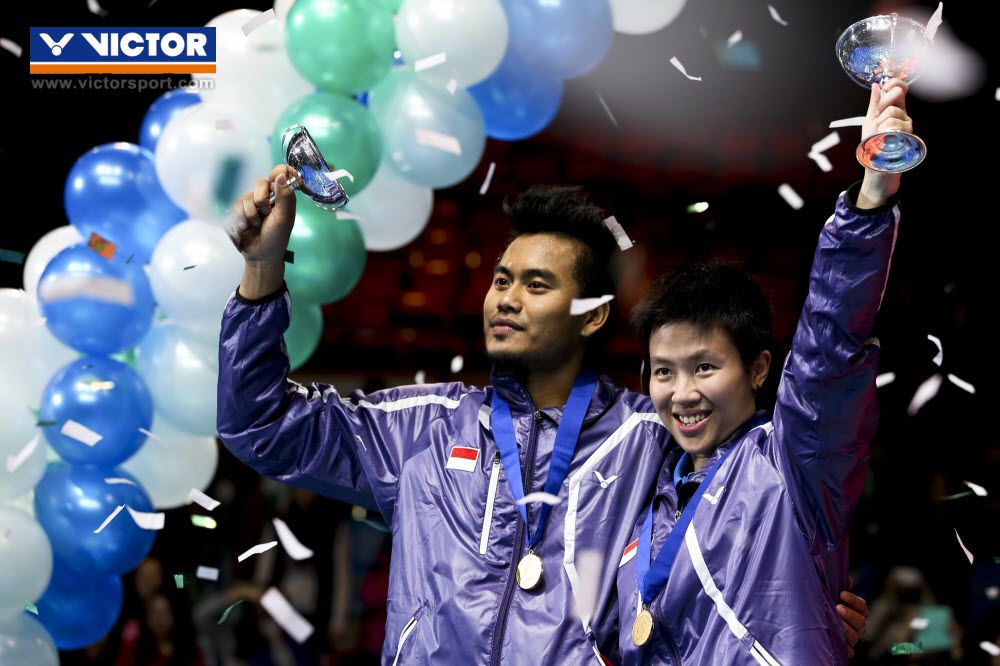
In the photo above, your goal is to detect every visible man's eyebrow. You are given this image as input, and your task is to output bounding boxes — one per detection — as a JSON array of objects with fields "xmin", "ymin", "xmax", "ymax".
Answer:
[
  {"xmin": 493, "ymin": 264, "xmax": 513, "ymax": 277},
  {"xmin": 491, "ymin": 266, "xmax": 559, "ymax": 283}
]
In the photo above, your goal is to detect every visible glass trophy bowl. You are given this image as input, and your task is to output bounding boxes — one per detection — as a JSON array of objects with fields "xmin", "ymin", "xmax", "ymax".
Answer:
[
  {"xmin": 268, "ymin": 124, "xmax": 350, "ymax": 211},
  {"xmin": 836, "ymin": 13, "xmax": 930, "ymax": 173}
]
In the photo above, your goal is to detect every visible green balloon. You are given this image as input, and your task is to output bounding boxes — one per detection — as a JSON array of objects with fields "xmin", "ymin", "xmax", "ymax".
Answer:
[
  {"xmin": 285, "ymin": 193, "xmax": 367, "ymax": 305},
  {"xmin": 285, "ymin": 301, "xmax": 323, "ymax": 371},
  {"xmin": 272, "ymin": 92, "xmax": 382, "ymax": 196},
  {"xmin": 285, "ymin": 0, "xmax": 395, "ymax": 95},
  {"xmin": 376, "ymin": 0, "xmax": 404, "ymax": 12}
]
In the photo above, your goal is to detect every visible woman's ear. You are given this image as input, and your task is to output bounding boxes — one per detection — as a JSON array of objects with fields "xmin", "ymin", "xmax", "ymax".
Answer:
[{"xmin": 751, "ymin": 349, "xmax": 772, "ymax": 391}]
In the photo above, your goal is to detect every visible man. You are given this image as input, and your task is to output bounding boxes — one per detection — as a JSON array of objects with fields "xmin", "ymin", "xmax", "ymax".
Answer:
[{"xmin": 219, "ymin": 179, "xmax": 866, "ymax": 663}]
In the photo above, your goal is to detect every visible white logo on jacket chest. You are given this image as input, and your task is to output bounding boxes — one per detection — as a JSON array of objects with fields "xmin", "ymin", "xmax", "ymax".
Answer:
[
  {"xmin": 702, "ymin": 485, "xmax": 726, "ymax": 505},
  {"xmin": 594, "ymin": 470, "xmax": 619, "ymax": 489}
]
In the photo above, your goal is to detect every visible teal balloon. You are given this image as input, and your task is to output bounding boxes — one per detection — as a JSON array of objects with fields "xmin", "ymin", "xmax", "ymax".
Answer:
[
  {"xmin": 286, "ymin": 301, "xmax": 324, "ymax": 370},
  {"xmin": 285, "ymin": 0, "xmax": 395, "ymax": 95},
  {"xmin": 285, "ymin": 194, "xmax": 367, "ymax": 305},
  {"xmin": 376, "ymin": 0, "xmax": 404, "ymax": 12},
  {"xmin": 272, "ymin": 92, "xmax": 382, "ymax": 196}
]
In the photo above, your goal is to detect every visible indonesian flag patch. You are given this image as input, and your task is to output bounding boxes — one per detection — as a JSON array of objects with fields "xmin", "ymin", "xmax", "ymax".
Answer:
[
  {"xmin": 445, "ymin": 446, "xmax": 479, "ymax": 473},
  {"xmin": 619, "ymin": 538, "xmax": 639, "ymax": 567}
]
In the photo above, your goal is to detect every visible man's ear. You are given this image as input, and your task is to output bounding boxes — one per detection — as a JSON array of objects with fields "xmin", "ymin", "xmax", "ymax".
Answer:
[{"xmin": 580, "ymin": 302, "xmax": 611, "ymax": 339}]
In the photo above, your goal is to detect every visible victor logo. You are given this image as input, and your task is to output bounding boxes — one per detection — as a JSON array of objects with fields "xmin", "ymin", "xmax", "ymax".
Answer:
[
  {"xmin": 29, "ymin": 27, "xmax": 216, "ymax": 74},
  {"xmin": 39, "ymin": 33, "xmax": 73, "ymax": 56}
]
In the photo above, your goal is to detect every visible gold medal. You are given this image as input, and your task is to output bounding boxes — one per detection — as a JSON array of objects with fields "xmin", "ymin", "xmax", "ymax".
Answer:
[
  {"xmin": 515, "ymin": 551, "xmax": 544, "ymax": 590},
  {"xmin": 632, "ymin": 608, "xmax": 654, "ymax": 646}
]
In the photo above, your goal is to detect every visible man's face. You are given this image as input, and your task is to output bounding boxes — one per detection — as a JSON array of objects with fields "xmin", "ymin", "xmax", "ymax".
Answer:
[
  {"xmin": 483, "ymin": 233, "xmax": 587, "ymax": 369},
  {"xmin": 648, "ymin": 322, "xmax": 768, "ymax": 465}
]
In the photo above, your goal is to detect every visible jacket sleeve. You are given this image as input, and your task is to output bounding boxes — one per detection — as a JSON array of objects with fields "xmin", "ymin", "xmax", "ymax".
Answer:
[
  {"xmin": 216, "ymin": 283, "xmax": 470, "ymax": 526},
  {"xmin": 769, "ymin": 181, "xmax": 900, "ymax": 554}
]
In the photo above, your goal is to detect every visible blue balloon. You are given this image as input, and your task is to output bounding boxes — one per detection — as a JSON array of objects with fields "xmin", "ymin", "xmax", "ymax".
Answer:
[
  {"xmin": 34, "ymin": 558, "xmax": 123, "ymax": 650},
  {"xmin": 64, "ymin": 142, "xmax": 186, "ymax": 263},
  {"xmin": 38, "ymin": 243, "xmax": 155, "ymax": 355},
  {"xmin": 469, "ymin": 49, "xmax": 563, "ymax": 141},
  {"xmin": 34, "ymin": 463, "xmax": 155, "ymax": 575},
  {"xmin": 502, "ymin": 0, "xmax": 614, "ymax": 79},
  {"xmin": 40, "ymin": 356, "xmax": 153, "ymax": 467},
  {"xmin": 139, "ymin": 88, "xmax": 202, "ymax": 153}
]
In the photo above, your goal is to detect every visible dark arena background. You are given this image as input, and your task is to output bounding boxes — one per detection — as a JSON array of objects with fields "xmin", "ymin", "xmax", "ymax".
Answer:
[{"xmin": 1, "ymin": 0, "xmax": 998, "ymax": 664}]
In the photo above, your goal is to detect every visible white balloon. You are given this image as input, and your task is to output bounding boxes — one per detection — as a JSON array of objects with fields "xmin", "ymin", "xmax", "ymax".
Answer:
[
  {"xmin": 0, "ymin": 613, "xmax": 59, "ymax": 666},
  {"xmin": 274, "ymin": 0, "xmax": 296, "ymax": 27},
  {"xmin": 347, "ymin": 162, "xmax": 434, "ymax": 251},
  {"xmin": 22, "ymin": 226, "xmax": 83, "ymax": 300},
  {"xmin": 135, "ymin": 322, "xmax": 219, "ymax": 437},
  {"xmin": 149, "ymin": 220, "xmax": 245, "ymax": 329},
  {"xmin": 3, "ymin": 491, "xmax": 36, "ymax": 519},
  {"xmin": 154, "ymin": 102, "xmax": 272, "ymax": 226},
  {"xmin": 122, "ymin": 414, "xmax": 219, "ymax": 510},
  {"xmin": 0, "ymin": 508, "xmax": 53, "ymax": 618},
  {"xmin": 396, "ymin": 0, "xmax": 509, "ymax": 87},
  {"xmin": 609, "ymin": 0, "xmax": 687, "ymax": 35},
  {"xmin": 0, "ymin": 291, "xmax": 78, "ymax": 407},
  {"xmin": 0, "ymin": 397, "xmax": 45, "ymax": 502}
]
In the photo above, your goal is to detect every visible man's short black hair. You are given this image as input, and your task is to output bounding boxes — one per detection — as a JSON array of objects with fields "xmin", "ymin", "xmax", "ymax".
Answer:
[
  {"xmin": 631, "ymin": 262, "xmax": 773, "ymax": 373},
  {"xmin": 503, "ymin": 185, "xmax": 620, "ymax": 348}
]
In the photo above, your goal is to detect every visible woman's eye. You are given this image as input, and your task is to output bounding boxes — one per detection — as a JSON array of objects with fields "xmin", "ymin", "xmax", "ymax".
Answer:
[{"xmin": 697, "ymin": 363, "xmax": 714, "ymax": 373}]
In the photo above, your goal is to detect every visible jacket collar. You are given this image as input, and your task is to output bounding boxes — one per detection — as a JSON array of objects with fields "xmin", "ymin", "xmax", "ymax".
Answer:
[{"xmin": 488, "ymin": 368, "xmax": 615, "ymax": 427}]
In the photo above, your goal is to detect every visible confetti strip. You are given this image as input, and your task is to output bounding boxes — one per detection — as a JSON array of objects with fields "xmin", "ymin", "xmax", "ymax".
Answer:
[
  {"xmin": 414, "ymin": 52, "xmax": 447, "ymax": 72},
  {"xmin": 996, "ymin": 88, "xmax": 1000, "ymax": 101},
  {"xmin": 942, "ymin": 491, "xmax": 972, "ymax": 500},
  {"xmin": 6, "ymin": 434, "xmax": 40, "ymax": 473},
  {"xmin": 139, "ymin": 427, "xmax": 162, "ymax": 442},
  {"xmin": 189, "ymin": 488, "xmax": 221, "ymax": 511},
  {"xmin": 446, "ymin": 78, "xmax": 459, "ymax": 94},
  {"xmin": 415, "ymin": 129, "xmax": 463, "ymax": 155},
  {"xmin": 686, "ymin": 202, "xmax": 709, "ymax": 213},
  {"xmin": 602, "ymin": 215, "xmax": 634, "ymax": 251},
  {"xmin": 174, "ymin": 574, "xmax": 184, "ymax": 589},
  {"xmin": 808, "ymin": 152, "xmax": 833, "ymax": 172},
  {"xmin": 273, "ymin": 517, "xmax": 315, "ymax": 560},
  {"xmin": 241, "ymin": 9, "xmax": 276, "ymax": 36},
  {"xmin": 94, "ymin": 505, "xmax": 125, "ymax": 533},
  {"xmin": 890, "ymin": 642, "xmax": 924, "ymax": 655},
  {"xmin": 516, "ymin": 492, "xmax": 563, "ymax": 506},
  {"xmin": 87, "ymin": 232, "xmax": 116, "ymax": 260},
  {"xmin": 61, "ymin": 420, "xmax": 103, "ymax": 447},
  {"xmin": 479, "ymin": 162, "xmax": 496, "ymax": 195},
  {"xmin": 128, "ymin": 506, "xmax": 165, "ymax": 530},
  {"xmin": 197, "ymin": 566, "xmax": 220, "ymax": 581},
  {"xmin": 573, "ymin": 549, "xmax": 604, "ymax": 622},
  {"xmin": 924, "ymin": 2, "xmax": 944, "ymax": 42},
  {"xmin": 669, "ymin": 56, "xmax": 702, "ymax": 81},
  {"xmin": 450, "ymin": 355, "xmax": 464, "ymax": 373},
  {"xmin": 954, "ymin": 528, "xmax": 974, "ymax": 564},
  {"xmin": 126, "ymin": 254, "xmax": 135, "ymax": 264},
  {"xmin": 105, "ymin": 477, "xmax": 137, "ymax": 486},
  {"xmin": 191, "ymin": 515, "xmax": 218, "ymax": 529},
  {"xmin": 261, "ymin": 588, "xmax": 315, "ymax": 643},
  {"xmin": 767, "ymin": 5, "xmax": 788, "ymax": 26},
  {"xmin": 414, "ymin": 370, "xmax": 426, "ymax": 384},
  {"xmin": 727, "ymin": 30, "xmax": 743, "ymax": 46},
  {"xmin": 910, "ymin": 617, "xmax": 929, "ymax": 630},
  {"xmin": 183, "ymin": 265, "xmax": 197, "ymax": 271},
  {"xmin": 40, "ymin": 275, "xmax": 135, "ymax": 307},
  {"xmin": 876, "ymin": 372, "xmax": 896, "ymax": 388},
  {"xmin": 777, "ymin": 183, "xmax": 804, "ymax": 210},
  {"xmin": 829, "ymin": 116, "xmax": 865, "ymax": 128},
  {"xmin": 811, "ymin": 131, "xmax": 840, "ymax": 154},
  {"xmin": 362, "ymin": 518, "xmax": 390, "ymax": 533},
  {"xmin": 238, "ymin": 541, "xmax": 278, "ymax": 563},
  {"xmin": 218, "ymin": 600, "xmax": 244, "ymax": 625},
  {"xmin": 907, "ymin": 374, "xmax": 943, "ymax": 415},
  {"xmin": 36, "ymin": 420, "xmax": 57, "ymax": 427},
  {"xmin": 964, "ymin": 481, "xmax": 987, "ymax": 497},
  {"xmin": 986, "ymin": 587, "xmax": 999, "ymax": 600},
  {"xmin": 982, "ymin": 642, "xmax": 1000, "ymax": 657},
  {"xmin": 87, "ymin": 0, "xmax": 109, "ymax": 17},
  {"xmin": 570, "ymin": 295, "xmax": 615, "ymax": 316},
  {"xmin": 597, "ymin": 92, "xmax": 619, "ymax": 127},
  {"xmin": 0, "ymin": 38, "xmax": 23, "ymax": 58},
  {"xmin": 947, "ymin": 373, "xmax": 975, "ymax": 394},
  {"xmin": 927, "ymin": 334, "xmax": 943, "ymax": 365},
  {"xmin": 25, "ymin": 601, "xmax": 38, "ymax": 615}
]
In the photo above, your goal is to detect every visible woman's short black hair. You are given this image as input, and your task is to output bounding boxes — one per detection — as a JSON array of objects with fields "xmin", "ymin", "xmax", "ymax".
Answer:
[{"xmin": 631, "ymin": 261, "xmax": 773, "ymax": 372}]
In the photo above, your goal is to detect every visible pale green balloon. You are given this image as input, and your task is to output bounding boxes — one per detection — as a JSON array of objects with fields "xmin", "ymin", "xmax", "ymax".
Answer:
[
  {"xmin": 286, "ymin": 300, "xmax": 324, "ymax": 370},
  {"xmin": 285, "ymin": 194, "xmax": 367, "ymax": 305}
]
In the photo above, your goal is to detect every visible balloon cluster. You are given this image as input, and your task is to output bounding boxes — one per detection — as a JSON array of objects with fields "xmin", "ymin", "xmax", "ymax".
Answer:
[{"xmin": 2, "ymin": 0, "xmax": 686, "ymax": 655}]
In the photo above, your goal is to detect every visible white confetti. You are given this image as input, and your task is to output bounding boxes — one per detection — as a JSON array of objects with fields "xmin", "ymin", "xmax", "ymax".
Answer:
[
  {"xmin": 335, "ymin": 211, "xmax": 363, "ymax": 223},
  {"xmin": 450, "ymin": 355, "xmax": 464, "ymax": 373},
  {"xmin": 60, "ymin": 420, "xmax": 103, "ymax": 447},
  {"xmin": 273, "ymin": 517, "xmax": 314, "ymax": 560},
  {"xmin": 414, "ymin": 52, "xmax": 447, "ymax": 72},
  {"xmin": 808, "ymin": 152, "xmax": 833, "ymax": 172},
  {"xmin": 876, "ymin": 372, "xmax": 897, "ymax": 388},
  {"xmin": 947, "ymin": 373, "xmax": 975, "ymax": 394},
  {"xmin": 479, "ymin": 162, "xmax": 496, "ymax": 195},
  {"xmin": 669, "ymin": 56, "xmax": 702, "ymax": 81},
  {"xmin": 986, "ymin": 586, "xmax": 999, "ymax": 600},
  {"xmin": 602, "ymin": 215, "xmax": 634, "ymax": 251},
  {"xmin": 0, "ymin": 38, "xmax": 23, "ymax": 58},
  {"xmin": 261, "ymin": 588, "xmax": 315, "ymax": 643},
  {"xmin": 40, "ymin": 275, "xmax": 135, "ymax": 306},
  {"xmin": 570, "ymin": 295, "xmax": 615, "ymax": 316},
  {"xmin": 325, "ymin": 168, "xmax": 354, "ymax": 183},
  {"xmin": 996, "ymin": 88, "xmax": 1000, "ymax": 101},
  {"xmin": 196, "ymin": 566, "xmax": 220, "ymax": 581},
  {"xmin": 910, "ymin": 617, "xmax": 929, "ymax": 630},
  {"xmin": 727, "ymin": 30, "xmax": 743, "ymax": 46},
  {"xmin": 128, "ymin": 506, "xmax": 165, "ymax": 530},
  {"xmin": 981, "ymin": 642, "xmax": 1000, "ymax": 657},
  {"xmin": 907, "ymin": 373, "xmax": 943, "ymax": 415},
  {"xmin": 446, "ymin": 78, "xmax": 459, "ymax": 94},
  {"xmin": 767, "ymin": 5, "xmax": 788, "ymax": 26},
  {"xmin": 927, "ymin": 334, "xmax": 943, "ymax": 365},
  {"xmin": 516, "ymin": 492, "xmax": 562, "ymax": 506},
  {"xmin": 829, "ymin": 116, "xmax": 866, "ymax": 128},
  {"xmin": 415, "ymin": 128, "xmax": 463, "ymax": 155},
  {"xmin": 94, "ymin": 505, "xmax": 124, "ymax": 534},
  {"xmin": 5, "ymin": 434, "xmax": 40, "ymax": 473},
  {"xmin": 964, "ymin": 481, "xmax": 987, "ymax": 497},
  {"xmin": 241, "ymin": 8, "xmax": 276, "ymax": 36},
  {"xmin": 811, "ymin": 131, "xmax": 841, "ymax": 154},
  {"xmin": 414, "ymin": 370, "xmax": 426, "ymax": 384},
  {"xmin": 87, "ymin": 0, "xmax": 109, "ymax": 17},
  {"xmin": 238, "ymin": 540, "xmax": 279, "ymax": 563},
  {"xmin": 597, "ymin": 92, "xmax": 619, "ymax": 127},
  {"xmin": 925, "ymin": 2, "xmax": 944, "ymax": 42},
  {"xmin": 777, "ymin": 183, "xmax": 804, "ymax": 210},
  {"xmin": 189, "ymin": 488, "xmax": 221, "ymax": 511},
  {"xmin": 139, "ymin": 427, "xmax": 162, "ymax": 442},
  {"xmin": 105, "ymin": 477, "xmax": 137, "ymax": 486},
  {"xmin": 572, "ymin": 549, "xmax": 604, "ymax": 622},
  {"xmin": 954, "ymin": 528, "xmax": 974, "ymax": 564}
]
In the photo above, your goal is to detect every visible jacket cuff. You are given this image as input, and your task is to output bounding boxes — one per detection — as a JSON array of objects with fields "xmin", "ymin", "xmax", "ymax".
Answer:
[
  {"xmin": 234, "ymin": 280, "xmax": 288, "ymax": 305},
  {"xmin": 843, "ymin": 180, "xmax": 900, "ymax": 216}
]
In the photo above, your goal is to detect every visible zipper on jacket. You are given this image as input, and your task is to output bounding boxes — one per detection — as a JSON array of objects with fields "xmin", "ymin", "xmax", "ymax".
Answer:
[
  {"xmin": 488, "ymin": 410, "xmax": 541, "ymax": 666},
  {"xmin": 480, "ymin": 452, "xmax": 501, "ymax": 555},
  {"xmin": 391, "ymin": 612, "xmax": 420, "ymax": 666}
]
